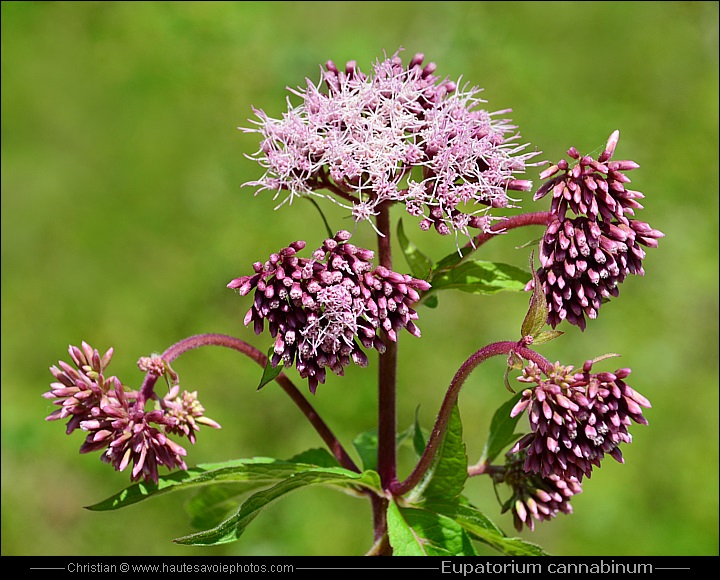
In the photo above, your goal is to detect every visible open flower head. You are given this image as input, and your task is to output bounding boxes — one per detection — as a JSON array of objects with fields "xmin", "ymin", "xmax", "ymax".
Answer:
[
  {"xmin": 243, "ymin": 49, "xmax": 539, "ymax": 240},
  {"xmin": 228, "ymin": 230, "xmax": 430, "ymax": 393},
  {"xmin": 510, "ymin": 360, "xmax": 651, "ymax": 481}
]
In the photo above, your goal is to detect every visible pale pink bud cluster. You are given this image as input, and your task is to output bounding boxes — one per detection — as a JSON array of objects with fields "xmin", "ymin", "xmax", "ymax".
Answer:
[
  {"xmin": 510, "ymin": 360, "xmax": 651, "ymax": 481},
  {"xmin": 227, "ymin": 230, "xmax": 430, "ymax": 393},
  {"xmin": 43, "ymin": 343, "xmax": 220, "ymax": 483},
  {"xmin": 243, "ymin": 49, "xmax": 539, "ymax": 239},
  {"xmin": 532, "ymin": 131, "xmax": 664, "ymax": 329}
]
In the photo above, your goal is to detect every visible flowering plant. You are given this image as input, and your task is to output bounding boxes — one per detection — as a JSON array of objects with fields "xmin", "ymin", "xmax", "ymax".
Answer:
[{"xmin": 43, "ymin": 49, "xmax": 662, "ymax": 556}]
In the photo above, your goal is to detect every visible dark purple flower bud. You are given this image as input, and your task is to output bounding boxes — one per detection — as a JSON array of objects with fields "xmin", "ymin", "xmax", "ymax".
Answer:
[
  {"xmin": 534, "ymin": 131, "xmax": 653, "ymax": 224},
  {"xmin": 510, "ymin": 361, "xmax": 651, "ymax": 482},
  {"xmin": 496, "ymin": 451, "xmax": 582, "ymax": 532},
  {"xmin": 228, "ymin": 232, "xmax": 430, "ymax": 393}
]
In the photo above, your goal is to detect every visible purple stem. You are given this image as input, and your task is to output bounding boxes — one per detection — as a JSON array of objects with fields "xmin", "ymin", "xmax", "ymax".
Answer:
[
  {"xmin": 140, "ymin": 333, "xmax": 359, "ymax": 473},
  {"xmin": 390, "ymin": 341, "xmax": 553, "ymax": 496},
  {"xmin": 375, "ymin": 203, "xmax": 398, "ymax": 492}
]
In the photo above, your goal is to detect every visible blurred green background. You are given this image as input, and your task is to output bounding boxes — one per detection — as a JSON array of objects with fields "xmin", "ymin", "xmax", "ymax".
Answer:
[{"xmin": 2, "ymin": 1, "xmax": 718, "ymax": 557}]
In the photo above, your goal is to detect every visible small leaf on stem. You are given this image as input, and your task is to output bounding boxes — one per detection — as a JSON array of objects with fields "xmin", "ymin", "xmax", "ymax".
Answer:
[
  {"xmin": 520, "ymin": 251, "xmax": 548, "ymax": 339},
  {"xmin": 257, "ymin": 346, "xmax": 284, "ymax": 391}
]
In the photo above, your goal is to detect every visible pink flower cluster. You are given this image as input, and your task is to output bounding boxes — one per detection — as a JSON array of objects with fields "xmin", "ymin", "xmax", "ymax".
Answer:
[
  {"xmin": 228, "ymin": 230, "xmax": 430, "ymax": 393},
  {"xmin": 510, "ymin": 359, "xmax": 651, "ymax": 482},
  {"xmin": 533, "ymin": 131, "xmax": 664, "ymax": 329},
  {"xmin": 43, "ymin": 343, "xmax": 220, "ymax": 483},
  {"xmin": 243, "ymin": 50, "xmax": 538, "ymax": 239}
]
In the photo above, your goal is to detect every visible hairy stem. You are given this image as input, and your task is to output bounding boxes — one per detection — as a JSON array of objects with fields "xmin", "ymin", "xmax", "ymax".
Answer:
[
  {"xmin": 391, "ymin": 341, "xmax": 553, "ymax": 496},
  {"xmin": 142, "ymin": 333, "xmax": 359, "ymax": 473}
]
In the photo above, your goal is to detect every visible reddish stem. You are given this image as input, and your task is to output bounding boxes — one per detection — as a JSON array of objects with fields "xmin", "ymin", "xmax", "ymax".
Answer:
[
  {"xmin": 464, "ymin": 211, "xmax": 552, "ymax": 253},
  {"xmin": 375, "ymin": 203, "xmax": 398, "ymax": 493},
  {"xmin": 141, "ymin": 333, "xmax": 359, "ymax": 473},
  {"xmin": 390, "ymin": 341, "xmax": 552, "ymax": 496}
]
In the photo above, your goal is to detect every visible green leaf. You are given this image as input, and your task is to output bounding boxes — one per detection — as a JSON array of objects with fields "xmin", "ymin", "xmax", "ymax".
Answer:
[
  {"xmin": 531, "ymin": 329, "xmax": 564, "ymax": 345},
  {"xmin": 432, "ymin": 245, "xmax": 475, "ymax": 273},
  {"xmin": 412, "ymin": 406, "xmax": 427, "ymax": 458},
  {"xmin": 352, "ymin": 430, "xmax": 378, "ymax": 472},
  {"xmin": 85, "ymin": 456, "xmax": 377, "ymax": 512},
  {"xmin": 414, "ymin": 404, "xmax": 467, "ymax": 502},
  {"xmin": 286, "ymin": 448, "xmax": 341, "ymax": 468},
  {"xmin": 426, "ymin": 500, "xmax": 549, "ymax": 556},
  {"xmin": 352, "ymin": 427, "xmax": 416, "ymax": 472},
  {"xmin": 397, "ymin": 219, "xmax": 432, "ymax": 280},
  {"xmin": 386, "ymin": 500, "xmax": 477, "ymax": 556},
  {"xmin": 480, "ymin": 392, "xmax": 525, "ymax": 464},
  {"xmin": 257, "ymin": 346, "xmax": 284, "ymax": 390},
  {"xmin": 430, "ymin": 260, "xmax": 531, "ymax": 296},
  {"xmin": 422, "ymin": 294, "xmax": 439, "ymax": 309},
  {"xmin": 174, "ymin": 468, "xmax": 382, "ymax": 546},
  {"xmin": 520, "ymin": 251, "xmax": 548, "ymax": 338},
  {"xmin": 185, "ymin": 483, "xmax": 259, "ymax": 530}
]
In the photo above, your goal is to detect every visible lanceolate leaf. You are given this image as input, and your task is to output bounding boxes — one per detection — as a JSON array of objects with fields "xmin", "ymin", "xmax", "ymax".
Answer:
[
  {"xmin": 430, "ymin": 260, "xmax": 531, "ymax": 296},
  {"xmin": 386, "ymin": 500, "xmax": 477, "ymax": 556},
  {"xmin": 480, "ymin": 392, "xmax": 524, "ymax": 465},
  {"xmin": 174, "ymin": 468, "xmax": 382, "ymax": 546},
  {"xmin": 413, "ymin": 406, "xmax": 427, "ymax": 458},
  {"xmin": 520, "ymin": 251, "xmax": 548, "ymax": 338},
  {"xmin": 85, "ymin": 457, "xmax": 376, "ymax": 512},
  {"xmin": 413, "ymin": 403, "xmax": 467, "ymax": 501},
  {"xmin": 424, "ymin": 500, "xmax": 549, "ymax": 556},
  {"xmin": 432, "ymin": 245, "xmax": 474, "ymax": 273},
  {"xmin": 531, "ymin": 329, "xmax": 564, "ymax": 345},
  {"xmin": 185, "ymin": 483, "xmax": 262, "ymax": 530},
  {"xmin": 397, "ymin": 219, "xmax": 433, "ymax": 280}
]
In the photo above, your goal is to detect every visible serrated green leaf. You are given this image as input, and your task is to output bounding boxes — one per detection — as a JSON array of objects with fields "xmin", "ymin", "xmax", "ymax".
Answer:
[
  {"xmin": 415, "ymin": 404, "xmax": 467, "ymax": 501},
  {"xmin": 174, "ymin": 468, "xmax": 382, "ymax": 546},
  {"xmin": 427, "ymin": 500, "xmax": 549, "ymax": 556},
  {"xmin": 481, "ymin": 393, "xmax": 525, "ymax": 464},
  {"xmin": 185, "ymin": 483, "xmax": 258, "ymax": 530},
  {"xmin": 430, "ymin": 261, "xmax": 530, "ymax": 296},
  {"xmin": 257, "ymin": 346, "xmax": 284, "ymax": 390},
  {"xmin": 520, "ymin": 251, "xmax": 548, "ymax": 338},
  {"xmin": 386, "ymin": 501, "xmax": 477, "ymax": 556},
  {"xmin": 85, "ymin": 457, "xmax": 377, "ymax": 512},
  {"xmin": 531, "ymin": 330, "xmax": 564, "ymax": 345},
  {"xmin": 286, "ymin": 448, "xmax": 341, "ymax": 468},
  {"xmin": 397, "ymin": 219, "xmax": 433, "ymax": 280}
]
